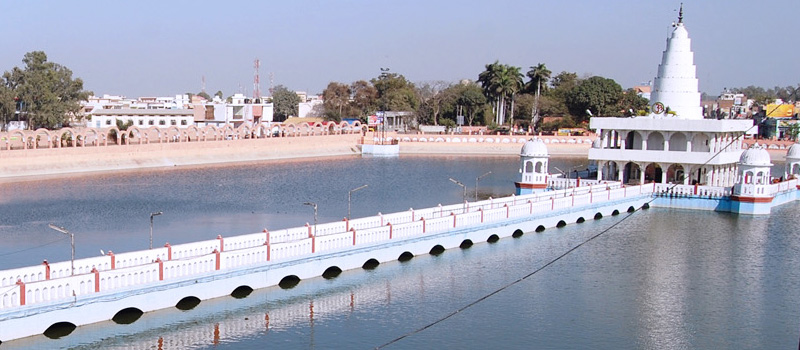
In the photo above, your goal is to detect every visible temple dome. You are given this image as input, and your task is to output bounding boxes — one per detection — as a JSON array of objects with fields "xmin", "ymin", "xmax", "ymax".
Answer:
[
  {"xmin": 739, "ymin": 144, "xmax": 772, "ymax": 166},
  {"xmin": 786, "ymin": 143, "xmax": 800, "ymax": 161},
  {"xmin": 520, "ymin": 138, "xmax": 549, "ymax": 157}
]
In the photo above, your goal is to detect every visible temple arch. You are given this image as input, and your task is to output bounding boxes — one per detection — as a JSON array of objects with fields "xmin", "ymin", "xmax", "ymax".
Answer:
[
  {"xmin": 691, "ymin": 133, "xmax": 710, "ymax": 152},
  {"xmin": 644, "ymin": 163, "xmax": 663, "ymax": 183},
  {"xmin": 625, "ymin": 131, "xmax": 643, "ymax": 150},
  {"xmin": 646, "ymin": 132, "xmax": 665, "ymax": 150},
  {"xmin": 668, "ymin": 132, "xmax": 687, "ymax": 151}
]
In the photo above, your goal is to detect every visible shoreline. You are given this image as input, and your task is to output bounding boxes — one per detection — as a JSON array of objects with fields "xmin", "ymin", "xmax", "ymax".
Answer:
[
  {"xmin": 0, "ymin": 133, "xmax": 789, "ymax": 185},
  {"xmin": 0, "ymin": 135, "xmax": 591, "ymax": 184}
]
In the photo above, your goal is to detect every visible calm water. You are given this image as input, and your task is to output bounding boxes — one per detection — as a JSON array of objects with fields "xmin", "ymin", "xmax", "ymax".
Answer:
[{"xmin": 1, "ymin": 155, "xmax": 799, "ymax": 349}]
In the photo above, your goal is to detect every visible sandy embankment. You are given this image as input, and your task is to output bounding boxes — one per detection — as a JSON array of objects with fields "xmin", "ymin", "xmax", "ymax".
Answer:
[
  {"xmin": 0, "ymin": 134, "xmax": 593, "ymax": 182},
  {"xmin": 0, "ymin": 135, "xmax": 364, "ymax": 182}
]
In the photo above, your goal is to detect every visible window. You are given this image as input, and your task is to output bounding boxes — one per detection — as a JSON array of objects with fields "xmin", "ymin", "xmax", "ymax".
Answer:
[
  {"xmin": 181, "ymin": 120, "xmax": 187, "ymax": 126},
  {"xmin": 148, "ymin": 120, "xmax": 154, "ymax": 125},
  {"xmin": 159, "ymin": 120, "xmax": 165, "ymax": 126},
  {"xmin": 105, "ymin": 119, "xmax": 112, "ymax": 125},
  {"xmin": 138, "ymin": 120, "xmax": 143, "ymax": 125},
  {"xmin": 170, "ymin": 120, "xmax": 176, "ymax": 126}
]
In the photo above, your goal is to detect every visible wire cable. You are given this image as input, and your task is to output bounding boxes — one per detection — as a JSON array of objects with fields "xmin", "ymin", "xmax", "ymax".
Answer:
[{"xmin": 0, "ymin": 236, "xmax": 68, "ymax": 258}]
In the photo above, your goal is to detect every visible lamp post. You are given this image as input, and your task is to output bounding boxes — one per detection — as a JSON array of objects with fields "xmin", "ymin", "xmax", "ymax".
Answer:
[
  {"xmin": 150, "ymin": 211, "xmax": 162, "ymax": 249},
  {"xmin": 449, "ymin": 177, "xmax": 467, "ymax": 212},
  {"xmin": 380, "ymin": 67, "xmax": 390, "ymax": 145},
  {"xmin": 303, "ymin": 202, "xmax": 318, "ymax": 236},
  {"xmin": 348, "ymin": 184, "xmax": 368, "ymax": 219},
  {"xmin": 48, "ymin": 224, "xmax": 74, "ymax": 276},
  {"xmin": 475, "ymin": 171, "xmax": 492, "ymax": 201}
]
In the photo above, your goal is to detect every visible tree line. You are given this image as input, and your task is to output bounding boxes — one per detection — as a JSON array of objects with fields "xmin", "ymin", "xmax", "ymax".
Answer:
[
  {"xmin": 0, "ymin": 51, "xmax": 90, "ymax": 130},
  {"xmin": 318, "ymin": 62, "xmax": 650, "ymax": 132}
]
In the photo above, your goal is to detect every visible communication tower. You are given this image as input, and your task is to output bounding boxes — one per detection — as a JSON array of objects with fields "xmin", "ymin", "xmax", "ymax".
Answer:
[{"xmin": 253, "ymin": 58, "xmax": 261, "ymax": 100}]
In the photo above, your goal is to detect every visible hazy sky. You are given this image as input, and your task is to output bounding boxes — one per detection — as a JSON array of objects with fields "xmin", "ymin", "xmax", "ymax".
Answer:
[{"xmin": 1, "ymin": 1, "xmax": 796, "ymax": 98}]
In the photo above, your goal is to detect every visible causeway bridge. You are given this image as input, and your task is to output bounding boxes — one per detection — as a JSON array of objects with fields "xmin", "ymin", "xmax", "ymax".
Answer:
[{"xmin": 0, "ymin": 179, "xmax": 653, "ymax": 344}]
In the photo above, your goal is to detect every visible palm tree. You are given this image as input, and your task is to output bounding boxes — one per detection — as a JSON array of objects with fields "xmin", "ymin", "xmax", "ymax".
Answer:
[
  {"xmin": 478, "ymin": 61, "xmax": 523, "ymax": 125},
  {"xmin": 526, "ymin": 63, "xmax": 551, "ymax": 132}
]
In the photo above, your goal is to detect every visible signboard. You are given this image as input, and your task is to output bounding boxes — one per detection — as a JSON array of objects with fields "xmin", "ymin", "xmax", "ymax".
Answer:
[
  {"xmin": 766, "ymin": 104, "xmax": 795, "ymax": 118},
  {"xmin": 368, "ymin": 113, "xmax": 384, "ymax": 126}
]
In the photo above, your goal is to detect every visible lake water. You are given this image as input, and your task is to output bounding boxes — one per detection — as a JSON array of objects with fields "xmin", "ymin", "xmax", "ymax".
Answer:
[{"xmin": 1, "ymin": 155, "xmax": 799, "ymax": 349}]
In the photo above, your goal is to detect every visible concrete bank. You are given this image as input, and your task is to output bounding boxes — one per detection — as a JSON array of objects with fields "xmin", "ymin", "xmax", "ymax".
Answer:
[
  {"xmin": 0, "ymin": 134, "xmax": 592, "ymax": 182},
  {"xmin": 0, "ymin": 135, "xmax": 363, "ymax": 181}
]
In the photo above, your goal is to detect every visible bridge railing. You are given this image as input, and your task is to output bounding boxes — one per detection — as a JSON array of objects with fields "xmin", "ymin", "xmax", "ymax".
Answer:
[
  {"xmin": 15, "ymin": 274, "xmax": 96, "ymax": 308},
  {"xmin": 1, "ymin": 265, "xmax": 48, "ymax": 288},
  {"xmin": 48, "ymin": 256, "xmax": 110, "ymax": 279},
  {"xmin": 1, "ymin": 181, "xmax": 663, "ymax": 310},
  {"xmin": 354, "ymin": 226, "xmax": 391, "ymax": 245},
  {"xmin": 382, "ymin": 211, "xmax": 414, "ymax": 226},
  {"xmin": 456, "ymin": 211, "xmax": 483, "ymax": 227},
  {"xmin": 170, "ymin": 239, "xmax": 221, "ymax": 260},
  {"xmin": 115, "ymin": 248, "xmax": 168, "ymax": 269},
  {"xmin": 269, "ymin": 240, "xmax": 313, "ymax": 262},
  {"xmin": 392, "ymin": 220, "xmax": 425, "ymax": 240},
  {"xmin": 348, "ymin": 216, "xmax": 383, "ymax": 231},
  {"xmin": 425, "ymin": 216, "xmax": 454, "ymax": 234},
  {"xmin": 164, "ymin": 255, "xmax": 216, "ymax": 280},
  {"xmin": 100, "ymin": 263, "xmax": 160, "ymax": 292},
  {"xmin": 221, "ymin": 246, "xmax": 268, "ymax": 270},
  {"xmin": 223, "ymin": 232, "xmax": 268, "ymax": 252},
  {"xmin": 269, "ymin": 226, "xmax": 312, "ymax": 245},
  {"xmin": 315, "ymin": 221, "xmax": 349, "ymax": 237},
  {"xmin": 316, "ymin": 232, "xmax": 353, "ymax": 253}
]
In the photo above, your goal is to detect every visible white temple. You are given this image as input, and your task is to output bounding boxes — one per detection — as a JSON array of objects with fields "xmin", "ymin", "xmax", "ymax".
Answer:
[
  {"xmin": 515, "ymin": 138, "xmax": 550, "ymax": 194},
  {"xmin": 588, "ymin": 5, "xmax": 756, "ymax": 186}
]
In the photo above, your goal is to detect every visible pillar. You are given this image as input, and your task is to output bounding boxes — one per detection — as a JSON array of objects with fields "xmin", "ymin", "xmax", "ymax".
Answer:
[
  {"xmin": 639, "ymin": 163, "xmax": 645, "ymax": 184},
  {"xmin": 596, "ymin": 161, "xmax": 604, "ymax": 181}
]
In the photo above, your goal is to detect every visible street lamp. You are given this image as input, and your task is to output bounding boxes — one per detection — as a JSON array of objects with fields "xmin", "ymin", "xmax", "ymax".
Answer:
[
  {"xmin": 475, "ymin": 171, "xmax": 492, "ymax": 201},
  {"xmin": 449, "ymin": 177, "xmax": 467, "ymax": 212},
  {"xmin": 303, "ymin": 202, "xmax": 318, "ymax": 236},
  {"xmin": 348, "ymin": 185, "xmax": 368, "ymax": 219},
  {"xmin": 48, "ymin": 224, "xmax": 74, "ymax": 276},
  {"xmin": 149, "ymin": 211, "xmax": 162, "ymax": 249}
]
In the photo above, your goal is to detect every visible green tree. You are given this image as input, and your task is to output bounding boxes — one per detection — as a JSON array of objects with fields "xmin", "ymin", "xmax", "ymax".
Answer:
[
  {"xmin": 3, "ymin": 51, "xmax": 90, "ymax": 129},
  {"xmin": 350, "ymin": 80, "xmax": 377, "ymax": 119},
  {"xmin": 371, "ymin": 72, "xmax": 418, "ymax": 112},
  {"xmin": 272, "ymin": 85, "xmax": 301, "ymax": 121},
  {"xmin": 0, "ymin": 85, "xmax": 15, "ymax": 131},
  {"xmin": 549, "ymin": 71, "xmax": 579, "ymax": 94},
  {"xmin": 196, "ymin": 91, "xmax": 212, "ymax": 101},
  {"xmin": 787, "ymin": 122, "xmax": 800, "ymax": 141},
  {"xmin": 478, "ymin": 61, "xmax": 523, "ymax": 125},
  {"xmin": 214, "ymin": 90, "xmax": 224, "ymax": 99},
  {"xmin": 416, "ymin": 81, "xmax": 451, "ymax": 125},
  {"xmin": 322, "ymin": 82, "xmax": 351, "ymax": 121},
  {"xmin": 566, "ymin": 76, "xmax": 623, "ymax": 121},
  {"xmin": 454, "ymin": 82, "xmax": 487, "ymax": 126},
  {"xmin": 525, "ymin": 63, "xmax": 551, "ymax": 131},
  {"xmin": 619, "ymin": 88, "xmax": 650, "ymax": 116}
]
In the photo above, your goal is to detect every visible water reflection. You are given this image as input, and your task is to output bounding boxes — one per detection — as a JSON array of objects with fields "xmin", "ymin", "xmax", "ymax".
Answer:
[{"xmin": 1, "ymin": 156, "xmax": 799, "ymax": 349}]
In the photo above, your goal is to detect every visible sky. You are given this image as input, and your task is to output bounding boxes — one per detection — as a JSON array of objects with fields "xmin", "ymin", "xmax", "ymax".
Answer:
[{"xmin": 1, "ymin": 0, "xmax": 797, "ymax": 98}]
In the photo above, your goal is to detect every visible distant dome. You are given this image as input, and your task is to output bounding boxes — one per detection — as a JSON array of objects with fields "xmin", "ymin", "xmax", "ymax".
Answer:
[
  {"xmin": 786, "ymin": 143, "xmax": 800, "ymax": 161},
  {"xmin": 591, "ymin": 138, "xmax": 602, "ymax": 149},
  {"xmin": 520, "ymin": 138, "xmax": 549, "ymax": 157},
  {"xmin": 739, "ymin": 144, "xmax": 772, "ymax": 166}
]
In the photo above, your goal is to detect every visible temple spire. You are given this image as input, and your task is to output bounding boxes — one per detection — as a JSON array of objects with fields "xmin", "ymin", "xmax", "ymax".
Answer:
[{"xmin": 678, "ymin": 3, "xmax": 683, "ymax": 24}]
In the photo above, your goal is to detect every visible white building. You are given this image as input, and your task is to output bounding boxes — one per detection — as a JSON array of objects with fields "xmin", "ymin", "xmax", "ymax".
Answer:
[
  {"xmin": 85, "ymin": 93, "xmax": 274, "ymax": 129},
  {"xmin": 88, "ymin": 109, "xmax": 195, "ymax": 129},
  {"xmin": 193, "ymin": 93, "xmax": 274, "ymax": 128},
  {"xmin": 588, "ymin": 6, "xmax": 756, "ymax": 186}
]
